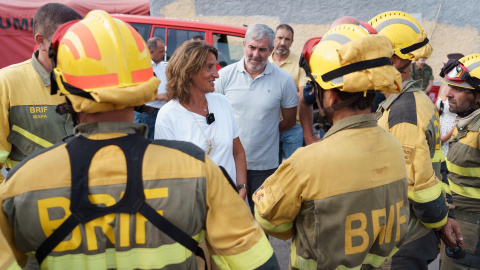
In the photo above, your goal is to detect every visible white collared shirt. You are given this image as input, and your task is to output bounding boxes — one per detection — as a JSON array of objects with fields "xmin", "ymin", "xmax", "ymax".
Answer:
[{"xmin": 146, "ymin": 60, "xmax": 167, "ymax": 109}]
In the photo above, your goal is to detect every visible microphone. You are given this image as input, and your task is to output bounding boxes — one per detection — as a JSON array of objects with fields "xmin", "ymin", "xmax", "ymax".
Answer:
[{"xmin": 206, "ymin": 113, "xmax": 215, "ymax": 125}]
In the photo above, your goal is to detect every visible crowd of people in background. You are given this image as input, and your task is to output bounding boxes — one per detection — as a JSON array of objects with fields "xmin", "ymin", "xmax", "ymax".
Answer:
[{"xmin": 0, "ymin": 3, "xmax": 479, "ymax": 270}]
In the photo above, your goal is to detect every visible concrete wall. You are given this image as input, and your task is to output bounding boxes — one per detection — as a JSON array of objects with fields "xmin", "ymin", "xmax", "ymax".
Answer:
[{"xmin": 151, "ymin": 0, "xmax": 480, "ymax": 83}]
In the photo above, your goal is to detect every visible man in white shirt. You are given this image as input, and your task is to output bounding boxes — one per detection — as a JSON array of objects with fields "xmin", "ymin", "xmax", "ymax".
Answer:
[
  {"xmin": 215, "ymin": 24, "xmax": 298, "ymax": 213},
  {"xmin": 134, "ymin": 37, "xmax": 168, "ymax": 140}
]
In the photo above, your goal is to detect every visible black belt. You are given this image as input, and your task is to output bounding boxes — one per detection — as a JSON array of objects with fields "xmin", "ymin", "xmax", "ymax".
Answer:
[{"xmin": 134, "ymin": 105, "xmax": 159, "ymax": 115}]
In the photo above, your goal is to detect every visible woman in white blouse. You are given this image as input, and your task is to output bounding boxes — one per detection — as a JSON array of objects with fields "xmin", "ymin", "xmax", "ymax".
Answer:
[{"xmin": 154, "ymin": 41, "xmax": 247, "ymax": 200}]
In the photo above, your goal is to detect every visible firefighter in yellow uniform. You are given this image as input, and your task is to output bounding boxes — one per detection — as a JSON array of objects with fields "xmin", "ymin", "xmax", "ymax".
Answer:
[
  {"xmin": 254, "ymin": 25, "xmax": 409, "ymax": 269},
  {"xmin": 0, "ymin": 231, "xmax": 20, "ymax": 270},
  {"xmin": 370, "ymin": 11, "xmax": 462, "ymax": 269},
  {"xmin": 438, "ymin": 54, "xmax": 480, "ymax": 269},
  {"xmin": 0, "ymin": 4, "xmax": 82, "ymax": 182},
  {"xmin": 0, "ymin": 11, "xmax": 278, "ymax": 269}
]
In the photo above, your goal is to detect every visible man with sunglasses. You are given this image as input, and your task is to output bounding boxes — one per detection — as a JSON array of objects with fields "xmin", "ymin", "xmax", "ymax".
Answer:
[
  {"xmin": 371, "ymin": 11, "xmax": 462, "ymax": 269},
  {"xmin": 439, "ymin": 54, "xmax": 480, "ymax": 270}
]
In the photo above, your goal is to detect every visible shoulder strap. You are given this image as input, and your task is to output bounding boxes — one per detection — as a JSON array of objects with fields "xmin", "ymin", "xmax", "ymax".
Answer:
[
  {"xmin": 35, "ymin": 134, "xmax": 206, "ymax": 269},
  {"xmin": 138, "ymin": 203, "xmax": 206, "ymax": 259}
]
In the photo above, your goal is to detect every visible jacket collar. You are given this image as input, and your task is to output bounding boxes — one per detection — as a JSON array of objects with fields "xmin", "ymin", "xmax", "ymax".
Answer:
[
  {"xmin": 74, "ymin": 122, "xmax": 148, "ymax": 138},
  {"xmin": 31, "ymin": 50, "xmax": 51, "ymax": 87},
  {"xmin": 323, "ymin": 113, "xmax": 377, "ymax": 139}
]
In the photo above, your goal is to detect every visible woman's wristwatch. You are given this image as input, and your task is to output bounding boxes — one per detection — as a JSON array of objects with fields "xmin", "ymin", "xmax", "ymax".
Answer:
[{"xmin": 236, "ymin": 184, "xmax": 248, "ymax": 191}]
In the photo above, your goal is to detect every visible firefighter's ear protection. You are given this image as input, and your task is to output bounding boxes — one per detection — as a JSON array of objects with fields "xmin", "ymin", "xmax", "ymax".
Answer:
[{"xmin": 48, "ymin": 20, "xmax": 80, "ymax": 96}]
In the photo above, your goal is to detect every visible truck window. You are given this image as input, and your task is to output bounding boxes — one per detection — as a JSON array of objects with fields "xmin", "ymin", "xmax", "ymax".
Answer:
[
  {"xmin": 213, "ymin": 33, "xmax": 244, "ymax": 68},
  {"xmin": 166, "ymin": 29, "xmax": 205, "ymax": 60},
  {"xmin": 152, "ymin": 27, "xmax": 166, "ymax": 41},
  {"xmin": 152, "ymin": 27, "xmax": 166, "ymax": 61},
  {"xmin": 128, "ymin": 23, "xmax": 151, "ymax": 42}
]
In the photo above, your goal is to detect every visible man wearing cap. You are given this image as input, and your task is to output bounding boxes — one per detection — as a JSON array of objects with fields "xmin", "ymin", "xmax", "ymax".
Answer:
[
  {"xmin": 0, "ymin": 11, "xmax": 279, "ymax": 269},
  {"xmin": 0, "ymin": 3, "xmax": 82, "ymax": 182},
  {"xmin": 370, "ymin": 11, "xmax": 462, "ymax": 269},
  {"xmin": 254, "ymin": 24, "xmax": 409, "ymax": 269},
  {"xmin": 439, "ymin": 54, "xmax": 480, "ymax": 270},
  {"xmin": 410, "ymin": 58, "xmax": 434, "ymax": 93}
]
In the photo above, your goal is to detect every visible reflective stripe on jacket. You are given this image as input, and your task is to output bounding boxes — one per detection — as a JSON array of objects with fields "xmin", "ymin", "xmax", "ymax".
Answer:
[
  {"xmin": 377, "ymin": 80, "xmax": 449, "ymax": 243},
  {"xmin": 0, "ymin": 122, "xmax": 275, "ymax": 269},
  {"xmin": 254, "ymin": 114, "xmax": 409, "ymax": 269},
  {"xmin": 447, "ymin": 112, "xmax": 480, "ymax": 213},
  {"xmin": 0, "ymin": 54, "xmax": 72, "ymax": 180}
]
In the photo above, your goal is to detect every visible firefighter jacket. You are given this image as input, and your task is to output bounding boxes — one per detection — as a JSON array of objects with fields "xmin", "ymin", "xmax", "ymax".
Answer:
[
  {"xmin": 254, "ymin": 114, "xmax": 409, "ymax": 269},
  {"xmin": 447, "ymin": 111, "xmax": 480, "ymax": 213},
  {"xmin": 376, "ymin": 79, "xmax": 449, "ymax": 243},
  {"xmin": 0, "ymin": 52, "xmax": 73, "ymax": 182},
  {"xmin": 0, "ymin": 122, "xmax": 276, "ymax": 270},
  {"xmin": 0, "ymin": 230, "xmax": 20, "ymax": 270}
]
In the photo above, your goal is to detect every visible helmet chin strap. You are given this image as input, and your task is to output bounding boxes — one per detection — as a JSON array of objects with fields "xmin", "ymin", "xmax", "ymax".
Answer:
[
  {"xmin": 56, "ymin": 98, "xmax": 80, "ymax": 127},
  {"xmin": 313, "ymin": 82, "xmax": 332, "ymax": 132},
  {"xmin": 462, "ymin": 107, "xmax": 475, "ymax": 117},
  {"xmin": 397, "ymin": 60, "xmax": 411, "ymax": 74}
]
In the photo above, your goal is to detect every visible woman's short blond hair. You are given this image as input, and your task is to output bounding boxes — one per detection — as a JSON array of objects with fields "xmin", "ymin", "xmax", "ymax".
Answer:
[{"xmin": 166, "ymin": 41, "xmax": 218, "ymax": 104}]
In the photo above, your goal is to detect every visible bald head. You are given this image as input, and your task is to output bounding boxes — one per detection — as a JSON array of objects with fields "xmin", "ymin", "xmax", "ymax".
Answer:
[{"xmin": 331, "ymin": 16, "xmax": 359, "ymax": 28}]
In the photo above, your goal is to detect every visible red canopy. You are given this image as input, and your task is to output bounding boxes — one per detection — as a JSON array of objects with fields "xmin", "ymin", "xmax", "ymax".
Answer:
[{"xmin": 0, "ymin": 0, "xmax": 150, "ymax": 69}]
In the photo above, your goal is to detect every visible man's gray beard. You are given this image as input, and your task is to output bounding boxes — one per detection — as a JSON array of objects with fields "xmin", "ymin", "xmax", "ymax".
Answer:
[
  {"xmin": 274, "ymin": 48, "xmax": 289, "ymax": 56},
  {"xmin": 245, "ymin": 58, "xmax": 267, "ymax": 71}
]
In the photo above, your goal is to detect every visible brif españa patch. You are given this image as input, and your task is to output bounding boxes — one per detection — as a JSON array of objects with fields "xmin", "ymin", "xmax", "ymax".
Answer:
[{"xmin": 254, "ymin": 186, "xmax": 265, "ymax": 203}]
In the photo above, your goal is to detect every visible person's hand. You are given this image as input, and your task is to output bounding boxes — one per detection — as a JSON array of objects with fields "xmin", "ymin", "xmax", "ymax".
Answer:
[
  {"xmin": 441, "ymin": 126, "xmax": 455, "ymax": 143},
  {"xmin": 304, "ymin": 135, "xmax": 320, "ymax": 145},
  {"xmin": 448, "ymin": 203, "xmax": 455, "ymax": 210},
  {"xmin": 437, "ymin": 217, "xmax": 463, "ymax": 248},
  {"xmin": 238, "ymin": 188, "xmax": 247, "ymax": 201}
]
